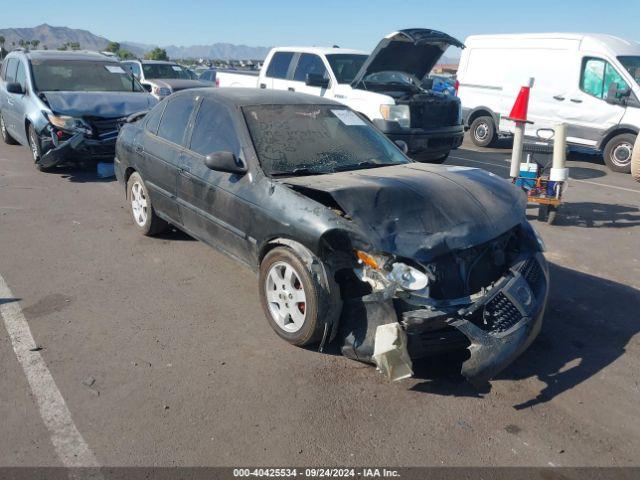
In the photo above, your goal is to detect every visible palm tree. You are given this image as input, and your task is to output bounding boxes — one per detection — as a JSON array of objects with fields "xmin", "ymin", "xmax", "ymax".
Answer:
[
  {"xmin": 0, "ymin": 36, "xmax": 5, "ymax": 60},
  {"xmin": 31, "ymin": 40, "xmax": 40, "ymax": 50}
]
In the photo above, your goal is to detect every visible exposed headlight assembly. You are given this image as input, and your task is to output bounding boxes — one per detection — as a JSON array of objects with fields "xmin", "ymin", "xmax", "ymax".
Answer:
[
  {"xmin": 379, "ymin": 104, "xmax": 410, "ymax": 129},
  {"xmin": 45, "ymin": 113, "xmax": 86, "ymax": 132},
  {"xmin": 356, "ymin": 250, "xmax": 428, "ymax": 291}
]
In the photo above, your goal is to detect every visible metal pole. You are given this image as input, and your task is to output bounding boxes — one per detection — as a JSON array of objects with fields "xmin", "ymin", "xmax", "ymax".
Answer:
[
  {"xmin": 550, "ymin": 122, "xmax": 569, "ymax": 181},
  {"xmin": 510, "ymin": 122, "xmax": 525, "ymax": 178}
]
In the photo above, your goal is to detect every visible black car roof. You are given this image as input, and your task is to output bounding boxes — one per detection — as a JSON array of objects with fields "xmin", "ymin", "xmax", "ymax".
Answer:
[
  {"xmin": 14, "ymin": 50, "xmax": 116, "ymax": 62},
  {"xmin": 175, "ymin": 87, "xmax": 342, "ymax": 107}
]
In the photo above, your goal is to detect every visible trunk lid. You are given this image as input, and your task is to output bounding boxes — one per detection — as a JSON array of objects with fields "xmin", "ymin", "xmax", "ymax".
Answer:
[{"xmin": 352, "ymin": 29, "xmax": 464, "ymax": 87}]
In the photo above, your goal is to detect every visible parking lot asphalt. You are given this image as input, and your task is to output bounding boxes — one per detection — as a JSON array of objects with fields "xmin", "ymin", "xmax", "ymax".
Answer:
[{"xmin": 1, "ymin": 136, "xmax": 639, "ymax": 467}]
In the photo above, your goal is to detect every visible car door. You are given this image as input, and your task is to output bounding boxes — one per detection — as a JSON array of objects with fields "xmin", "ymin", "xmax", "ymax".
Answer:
[
  {"xmin": 263, "ymin": 51, "xmax": 295, "ymax": 91},
  {"xmin": 290, "ymin": 53, "xmax": 331, "ymax": 97},
  {"xmin": 138, "ymin": 94, "xmax": 198, "ymax": 224},
  {"xmin": 1, "ymin": 58, "xmax": 20, "ymax": 139},
  {"xmin": 556, "ymin": 57, "xmax": 628, "ymax": 146},
  {"xmin": 177, "ymin": 97, "xmax": 254, "ymax": 263},
  {"xmin": 10, "ymin": 59, "xmax": 30, "ymax": 145}
]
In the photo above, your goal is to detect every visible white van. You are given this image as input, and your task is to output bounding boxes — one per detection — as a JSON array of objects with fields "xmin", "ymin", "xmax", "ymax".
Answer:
[{"xmin": 457, "ymin": 33, "xmax": 640, "ymax": 172}]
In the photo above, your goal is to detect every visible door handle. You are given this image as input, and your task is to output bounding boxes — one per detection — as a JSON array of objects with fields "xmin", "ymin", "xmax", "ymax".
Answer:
[
  {"xmin": 288, "ymin": 87, "xmax": 295, "ymax": 92},
  {"xmin": 553, "ymin": 95, "xmax": 565, "ymax": 101},
  {"xmin": 134, "ymin": 145, "xmax": 143, "ymax": 153},
  {"xmin": 570, "ymin": 98, "xmax": 583, "ymax": 103},
  {"xmin": 178, "ymin": 167, "xmax": 191, "ymax": 177},
  {"xmin": 259, "ymin": 83, "xmax": 266, "ymax": 89}
]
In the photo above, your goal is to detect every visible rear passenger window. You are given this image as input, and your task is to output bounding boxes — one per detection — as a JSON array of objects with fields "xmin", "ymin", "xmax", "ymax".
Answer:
[
  {"xmin": 189, "ymin": 98, "xmax": 240, "ymax": 156},
  {"xmin": 293, "ymin": 54, "xmax": 328, "ymax": 82},
  {"xmin": 4, "ymin": 58, "xmax": 18, "ymax": 83},
  {"xmin": 266, "ymin": 52, "xmax": 294, "ymax": 79},
  {"xmin": 145, "ymin": 102, "xmax": 165, "ymax": 135},
  {"xmin": 157, "ymin": 95, "xmax": 196, "ymax": 146}
]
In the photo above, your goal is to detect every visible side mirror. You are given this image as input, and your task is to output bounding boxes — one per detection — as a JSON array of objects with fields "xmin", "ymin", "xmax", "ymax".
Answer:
[
  {"xmin": 142, "ymin": 84, "xmax": 152, "ymax": 92},
  {"xmin": 204, "ymin": 151, "xmax": 247, "ymax": 174},
  {"xmin": 306, "ymin": 73, "xmax": 329, "ymax": 88},
  {"xmin": 6, "ymin": 82, "xmax": 24, "ymax": 95},
  {"xmin": 394, "ymin": 140, "xmax": 409, "ymax": 154},
  {"xmin": 607, "ymin": 82, "xmax": 630, "ymax": 105}
]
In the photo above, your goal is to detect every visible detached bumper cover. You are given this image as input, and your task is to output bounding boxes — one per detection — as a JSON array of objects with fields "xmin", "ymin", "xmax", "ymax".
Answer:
[
  {"xmin": 40, "ymin": 129, "xmax": 118, "ymax": 168},
  {"xmin": 340, "ymin": 253, "xmax": 548, "ymax": 385}
]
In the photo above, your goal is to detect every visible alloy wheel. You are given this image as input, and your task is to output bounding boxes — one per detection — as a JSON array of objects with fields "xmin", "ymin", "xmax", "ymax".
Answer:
[
  {"xmin": 130, "ymin": 181, "xmax": 148, "ymax": 227},
  {"xmin": 265, "ymin": 261, "xmax": 307, "ymax": 333},
  {"xmin": 611, "ymin": 142, "xmax": 633, "ymax": 167}
]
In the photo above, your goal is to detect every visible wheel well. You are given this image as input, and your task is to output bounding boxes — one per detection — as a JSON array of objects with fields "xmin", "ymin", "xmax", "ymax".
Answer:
[
  {"xmin": 467, "ymin": 109, "xmax": 495, "ymax": 128},
  {"xmin": 600, "ymin": 128, "xmax": 637, "ymax": 151},
  {"xmin": 124, "ymin": 167, "xmax": 136, "ymax": 183}
]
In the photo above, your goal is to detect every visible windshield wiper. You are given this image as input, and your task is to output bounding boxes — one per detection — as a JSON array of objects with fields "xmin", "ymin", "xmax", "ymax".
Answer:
[
  {"xmin": 334, "ymin": 161, "xmax": 391, "ymax": 172},
  {"xmin": 270, "ymin": 167, "xmax": 322, "ymax": 177}
]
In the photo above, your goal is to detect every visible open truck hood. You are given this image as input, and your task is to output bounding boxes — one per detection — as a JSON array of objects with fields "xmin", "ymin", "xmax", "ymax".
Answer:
[
  {"xmin": 282, "ymin": 163, "xmax": 526, "ymax": 262},
  {"xmin": 352, "ymin": 29, "xmax": 464, "ymax": 87},
  {"xmin": 42, "ymin": 91, "xmax": 156, "ymax": 118}
]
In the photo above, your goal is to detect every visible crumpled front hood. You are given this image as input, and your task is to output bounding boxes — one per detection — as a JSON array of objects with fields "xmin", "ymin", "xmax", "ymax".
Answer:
[
  {"xmin": 283, "ymin": 163, "xmax": 527, "ymax": 262},
  {"xmin": 151, "ymin": 78, "xmax": 210, "ymax": 90},
  {"xmin": 352, "ymin": 28, "xmax": 465, "ymax": 87},
  {"xmin": 42, "ymin": 91, "xmax": 157, "ymax": 118}
]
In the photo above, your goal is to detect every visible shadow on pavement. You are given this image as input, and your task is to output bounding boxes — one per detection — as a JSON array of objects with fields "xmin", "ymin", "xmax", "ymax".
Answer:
[
  {"xmin": 155, "ymin": 226, "xmax": 197, "ymax": 242},
  {"xmin": 409, "ymin": 263, "xmax": 640, "ymax": 408},
  {"xmin": 550, "ymin": 201, "xmax": 640, "ymax": 228},
  {"xmin": 50, "ymin": 163, "xmax": 116, "ymax": 183},
  {"xmin": 0, "ymin": 297, "xmax": 21, "ymax": 306}
]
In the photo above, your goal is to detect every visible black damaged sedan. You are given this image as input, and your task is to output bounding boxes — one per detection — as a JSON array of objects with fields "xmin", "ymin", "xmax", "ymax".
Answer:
[{"xmin": 114, "ymin": 88, "xmax": 548, "ymax": 385}]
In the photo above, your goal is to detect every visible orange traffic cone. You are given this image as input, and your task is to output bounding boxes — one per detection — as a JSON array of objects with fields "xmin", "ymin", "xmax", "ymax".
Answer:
[
  {"xmin": 506, "ymin": 86, "xmax": 532, "ymax": 123},
  {"xmin": 508, "ymin": 78, "xmax": 535, "ymax": 178}
]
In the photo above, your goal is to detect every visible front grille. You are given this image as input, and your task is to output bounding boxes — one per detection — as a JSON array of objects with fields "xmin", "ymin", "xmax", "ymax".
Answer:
[
  {"xmin": 517, "ymin": 258, "xmax": 544, "ymax": 297},
  {"xmin": 408, "ymin": 95, "xmax": 459, "ymax": 128},
  {"xmin": 87, "ymin": 117, "xmax": 125, "ymax": 137},
  {"xmin": 482, "ymin": 292, "xmax": 522, "ymax": 333}
]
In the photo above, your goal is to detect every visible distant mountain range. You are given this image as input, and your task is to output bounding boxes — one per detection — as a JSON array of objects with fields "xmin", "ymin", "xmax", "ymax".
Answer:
[
  {"xmin": 0, "ymin": 24, "xmax": 270, "ymax": 60},
  {"xmin": 0, "ymin": 24, "xmax": 461, "ymax": 64}
]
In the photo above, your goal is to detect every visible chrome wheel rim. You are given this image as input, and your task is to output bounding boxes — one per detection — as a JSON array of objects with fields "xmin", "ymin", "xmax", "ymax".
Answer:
[
  {"xmin": 130, "ymin": 181, "xmax": 148, "ymax": 227},
  {"xmin": 265, "ymin": 261, "xmax": 307, "ymax": 333},
  {"xmin": 29, "ymin": 129, "xmax": 39, "ymax": 161},
  {"xmin": 611, "ymin": 142, "xmax": 633, "ymax": 167},
  {"xmin": 474, "ymin": 122, "xmax": 489, "ymax": 142}
]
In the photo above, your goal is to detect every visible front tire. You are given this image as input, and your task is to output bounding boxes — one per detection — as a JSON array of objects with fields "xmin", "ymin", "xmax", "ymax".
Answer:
[
  {"xmin": 259, "ymin": 247, "xmax": 335, "ymax": 347},
  {"xmin": 603, "ymin": 133, "xmax": 635, "ymax": 173},
  {"xmin": 126, "ymin": 171, "xmax": 168, "ymax": 236},
  {"xmin": 1, "ymin": 113, "xmax": 18, "ymax": 145},
  {"xmin": 469, "ymin": 115, "xmax": 497, "ymax": 148},
  {"xmin": 28, "ymin": 124, "xmax": 53, "ymax": 172}
]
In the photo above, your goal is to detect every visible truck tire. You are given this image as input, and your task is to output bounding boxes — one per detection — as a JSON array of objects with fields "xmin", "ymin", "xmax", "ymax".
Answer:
[
  {"xmin": 470, "ymin": 116, "xmax": 497, "ymax": 148},
  {"xmin": 603, "ymin": 133, "xmax": 635, "ymax": 173},
  {"xmin": 1, "ymin": 113, "xmax": 18, "ymax": 145}
]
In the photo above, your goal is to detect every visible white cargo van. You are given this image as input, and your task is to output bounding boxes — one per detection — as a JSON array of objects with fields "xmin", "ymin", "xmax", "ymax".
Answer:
[{"xmin": 457, "ymin": 33, "xmax": 640, "ymax": 172}]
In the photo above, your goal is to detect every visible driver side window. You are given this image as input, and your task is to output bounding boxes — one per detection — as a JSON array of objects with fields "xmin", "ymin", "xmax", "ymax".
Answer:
[{"xmin": 581, "ymin": 57, "xmax": 629, "ymax": 100}]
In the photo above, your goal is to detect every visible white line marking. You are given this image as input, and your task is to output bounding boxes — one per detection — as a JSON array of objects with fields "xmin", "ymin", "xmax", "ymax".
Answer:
[{"xmin": 0, "ymin": 274, "xmax": 100, "ymax": 468}]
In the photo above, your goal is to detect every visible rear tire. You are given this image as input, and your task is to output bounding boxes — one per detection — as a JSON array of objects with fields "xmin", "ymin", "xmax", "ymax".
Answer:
[
  {"xmin": 603, "ymin": 133, "xmax": 635, "ymax": 173},
  {"xmin": 1, "ymin": 113, "xmax": 18, "ymax": 145},
  {"xmin": 469, "ymin": 115, "xmax": 497, "ymax": 148},
  {"xmin": 126, "ymin": 171, "xmax": 168, "ymax": 236}
]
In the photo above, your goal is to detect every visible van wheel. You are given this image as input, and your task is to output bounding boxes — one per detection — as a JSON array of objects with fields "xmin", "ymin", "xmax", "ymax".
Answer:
[
  {"xmin": 470, "ymin": 116, "xmax": 497, "ymax": 147},
  {"xmin": 603, "ymin": 133, "xmax": 635, "ymax": 173},
  {"xmin": 1, "ymin": 113, "xmax": 18, "ymax": 145},
  {"xmin": 126, "ymin": 171, "xmax": 168, "ymax": 236},
  {"xmin": 28, "ymin": 124, "xmax": 53, "ymax": 172}
]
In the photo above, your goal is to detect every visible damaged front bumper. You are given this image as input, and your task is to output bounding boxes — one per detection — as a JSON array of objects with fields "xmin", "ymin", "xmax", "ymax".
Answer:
[
  {"xmin": 340, "ymin": 253, "xmax": 548, "ymax": 386},
  {"xmin": 39, "ymin": 127, "xmax": 118, "ymax": 169}
]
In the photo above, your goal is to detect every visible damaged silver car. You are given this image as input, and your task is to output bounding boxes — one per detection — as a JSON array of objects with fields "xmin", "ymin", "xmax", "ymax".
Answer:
[
  {"xmin": 114, "ymin": 88, "xmax": 548, "ymax": 386},
  {"xmin": 0, "ymin": 50, "xmax": 156, "ymax": 171}
]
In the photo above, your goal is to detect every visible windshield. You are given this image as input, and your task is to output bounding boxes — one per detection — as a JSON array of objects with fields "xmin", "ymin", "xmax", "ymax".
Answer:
[
  {"xmin": 326, "ymin": 54, "xmax": 368, "ymax": 84},
  {"xmin": 30, "ymin": 60, "xmax": 145, "ymax": 92},
  {"xmin": 243, "ymin": 104, "xmax": 410, "ymax": 176},
  {"xmin": 142, "ymin": 63, "xmax": 191, "ymax": 80},
  {"xmin": 618, "ymin": 56, "xmax": 640, "ymax": 86}
]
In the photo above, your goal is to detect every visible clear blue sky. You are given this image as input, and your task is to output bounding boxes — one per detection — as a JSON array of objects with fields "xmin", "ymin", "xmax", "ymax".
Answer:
[{"xmin": 1, "ymin": 0, "xmax": 639, "ymax": 55}]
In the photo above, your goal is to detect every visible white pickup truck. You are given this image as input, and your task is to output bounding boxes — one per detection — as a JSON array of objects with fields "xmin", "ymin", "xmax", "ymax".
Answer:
[{"xmin": 217, "ymin": 29, "xmax": 465, "ymax": 162}]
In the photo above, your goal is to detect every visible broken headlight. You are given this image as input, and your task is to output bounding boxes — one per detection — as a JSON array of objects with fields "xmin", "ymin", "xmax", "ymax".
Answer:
[
  {"xmin": 356, "ymin": 250, "xmax": 428, "ymax": 291},
  {"xmin": 379, "ymin": 104, "xmax": 410, "ymax": 129},
  {"xmin": 45, "ymin": 113, "xmax": 86, "ymax": 132}
]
